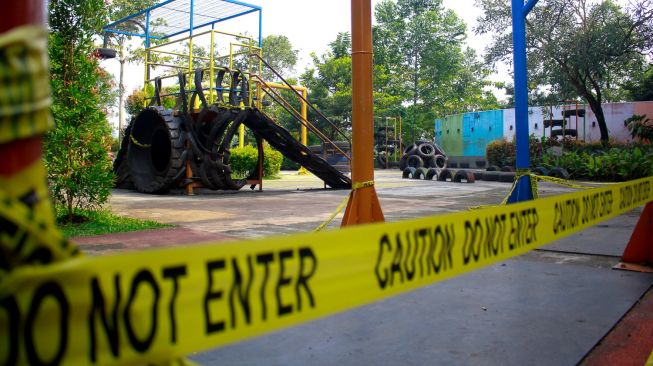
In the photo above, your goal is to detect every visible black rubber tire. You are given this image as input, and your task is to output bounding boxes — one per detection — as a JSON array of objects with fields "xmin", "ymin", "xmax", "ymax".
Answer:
[
  {"xmin": 448, "ymin": 162, "xmax": 458, "ymax": 168},
  {"xmin": 486, "ymin": 165, "xmax": 499, "ymax": 171},
  {"xmin": 414, "ymin": 167, "xmax": 428, "ymax": 179},
  {"xmin": 437, "ymin": 168, "xmax": 454, "ymax": 182},
  {"xmin": 402, "ymin": 167, "xmax": 416, "ymax": 179},
  {"xmin": 403, "ymin": 143, "xmax": 418, "ymax": 156},
  {"xmin": 425, "ymin": 168, "xmax": 438, "ymax": 180},
  {"xmin": 562, "ymin": 109, "xmax": 585, "ymax": 118},
  {"xmin": 498, "ymin": 172, "xmax": 516, "ymax": 183},
  {"xmin": 549, "ymin": 167, "xmax": 571, "ymax": 180},
  {"xmin": 113, "ymin": 121, "xmax": 133, "ymax": 188},
  {"xmin": 475, "ymin": 160, "xmax": 487, "ymax": 168},
  {"xmin": 433, "ymin": 154, "xmax": 447, "ymax": 169},
  {"xmin": 406, "ymin": 155, "xmax": 424, "ymax": 168},
  {"xmin": 482, "ymin": 171, "xmax": 500, "ymax": 182},
  {"xmin": 501, "ymin": 166, "xmax": 515, "ymax": 172},
  {"xmin": 453, "ymin": 169, "xmax": 475, "ymax": 183},
  {"xmin": 473, "ymin": 171, "xmax": 484, "ymax": 180},
  {"xmin": 399, "ymin": 155, "xmax": 408, "ymax": 170},
  {"xmin": 459, "ymin": 162, "xmax": 470, "ymax": 169},
  {"xmin": 417, "ymin": 143, "xmax": 436, "ymax": 158},
  {"xmin": 532, "ymin": 166, "xmax": 549, "ymax": 176},
  {"xmin": 128, "ymin": 107, "xmax": 186, "ymax": 194}
]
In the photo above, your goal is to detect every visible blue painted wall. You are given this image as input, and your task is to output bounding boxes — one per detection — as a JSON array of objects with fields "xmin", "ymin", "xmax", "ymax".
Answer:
[{"xmin": 435, "ymin": 110, "xmax": 503, "ymax": 157}]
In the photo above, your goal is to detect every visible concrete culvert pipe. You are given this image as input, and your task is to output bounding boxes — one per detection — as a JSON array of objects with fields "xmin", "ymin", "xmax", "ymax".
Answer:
[{"xmin": 128, "ymin": 107, "xmax": 186, "ymax": 194}]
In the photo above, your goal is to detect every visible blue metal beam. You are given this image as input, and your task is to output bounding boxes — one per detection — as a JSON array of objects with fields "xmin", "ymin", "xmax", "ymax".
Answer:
[
  {"xmin": 508, "ymin": 0, "xmax": 539, "ymax": 204},
  {"xmin": 523, "ymin": 0, "xmax": 539, "ymax": 16},
  {"xmin": 104, "ymin": 0, "xmax": 261, "ymax": 40},
  {"xmin": 258, "ymin": 9, "xmax": 262, "ymax": 47},
  {"xmin": 104, "ymin": 0, "xmax": 176, "ymax": 30},
  {"xmin": 160, "ymin": 8, "xmax": 259, "ymax": 40},
  {"xmin": 221, "ymin": 0, "xmax": 261, "ymax": 10}
]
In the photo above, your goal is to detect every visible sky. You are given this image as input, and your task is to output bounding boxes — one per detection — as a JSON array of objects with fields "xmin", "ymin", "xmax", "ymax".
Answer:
[{"xmin": 100, "ymin": 0, "xmax": 497, "ymax": 132}]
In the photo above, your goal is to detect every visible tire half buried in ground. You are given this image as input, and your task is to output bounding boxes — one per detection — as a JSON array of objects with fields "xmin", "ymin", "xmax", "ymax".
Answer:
[{"xmin": 128, "ymin": 107, "xmax": 186, "ymax": 194}]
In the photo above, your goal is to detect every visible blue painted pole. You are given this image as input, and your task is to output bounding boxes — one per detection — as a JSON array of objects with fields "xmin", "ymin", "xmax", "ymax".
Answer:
[
  {"xmin": 258, "ymin": 9, "xmax": 262, "ymax": 47},
  {"xmin": 507, "ymin": 0, "xmax": 538, "ymax": 203}
]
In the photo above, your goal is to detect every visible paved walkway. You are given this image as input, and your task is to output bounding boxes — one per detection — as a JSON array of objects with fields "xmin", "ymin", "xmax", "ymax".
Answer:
[{"xmin": 72, "ymin": 170, "xmax": 653, "ymax": 365}]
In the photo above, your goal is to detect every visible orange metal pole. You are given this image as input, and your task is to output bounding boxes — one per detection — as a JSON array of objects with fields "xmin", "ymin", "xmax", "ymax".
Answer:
[{"xmin": 341, "ymin": 0, "xmax": 384, "ymax": 226}]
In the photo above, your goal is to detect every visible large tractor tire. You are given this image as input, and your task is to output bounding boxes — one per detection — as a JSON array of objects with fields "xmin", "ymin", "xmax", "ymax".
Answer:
[
  {"xmin": 128, "ymin": 107, "xmax": 186, "ymax": 194},
  {"xmin": 113, "ymin": 121, "xmax": 133, "ymax": 189}
]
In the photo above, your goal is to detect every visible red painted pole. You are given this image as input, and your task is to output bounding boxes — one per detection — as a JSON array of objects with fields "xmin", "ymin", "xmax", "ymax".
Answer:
[
  {"xmin": 341, "ymin": 0, "xmax": 384, "ymax": 226},
  {"xmin": 0, "ymin": 0, "xmax": 45, "ymax": 177}
]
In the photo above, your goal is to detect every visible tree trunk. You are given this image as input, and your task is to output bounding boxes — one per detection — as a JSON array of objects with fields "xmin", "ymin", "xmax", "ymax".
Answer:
[{"xmin": 584, "ymin": 93, "xmax": 609, "ymax": 143}]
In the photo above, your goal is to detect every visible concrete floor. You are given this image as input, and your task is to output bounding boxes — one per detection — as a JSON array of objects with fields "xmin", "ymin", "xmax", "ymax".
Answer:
[{"xmin": 94, "ymin": 170, "xmax": 653, "ymax": 365}]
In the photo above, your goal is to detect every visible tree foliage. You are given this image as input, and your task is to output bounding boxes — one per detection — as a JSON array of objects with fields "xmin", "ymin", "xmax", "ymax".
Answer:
[
  {"xmin": 297, "ymin": 1, "xmax": 499, "ymax": 143},
  {"xmin": 476, "ymin": 0, "xmax": 653, "ymax": 142},
  {"xmin": 623, "ymin": 63, "xmax": 653, "ymax": 101},
  {"xmin": 262, "ymin": 35, "xmax": 299, "ymax": 81},
  {"xmin": 46, "ymin": 0, "xmax": 115, "ymax": 221}
]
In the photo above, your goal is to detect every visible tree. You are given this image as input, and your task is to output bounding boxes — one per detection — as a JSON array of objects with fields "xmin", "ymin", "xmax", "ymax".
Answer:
[
  {"xmin": 301, "ymin": 50, "xmax": 353, "ymax": 141},
  {"xmin": 373, "ymin": 0, "xmax": 497, "ymax": 141},
  {"xmin": 104, "ymin": 0, "xmax": 160, "ymax": 138},
  {"xmin": 47, "ymin": 0, "xmax": 115, "ymax": 221},
  {"xmin": 623, "ymin": 63, "xmax": 653, "ymax": 101},
  {"xmin": 476, "ymin": 0, "xmax": 653, "ymax": 142},
  {"xmin": 262, "ymin": 34, "xmax": 299, "ymax": 81}
]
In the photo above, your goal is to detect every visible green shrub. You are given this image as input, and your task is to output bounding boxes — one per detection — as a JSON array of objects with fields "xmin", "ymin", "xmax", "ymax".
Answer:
[
  {"xmin": 230, "ymin": 145, "xmax": 283, "ymax": 178},
  {"xmin": 47, "ymin": 30, "xmax": 114, "ymax": 222},
  {"xmin": 542, "ymin": 145, "xmax": 653, "ymax": 181},
  {"xmin": 486, "ymin": 135, "xmax": 544, "ymax": 167},
  {"xmin": 624, "ymin": 114, "xmax": 653, "ymax": 143},
  {"xmin": 281, "ymin": 156, "xmax": 301, "ymax": 170},
  {"xmin": 488, "ymin": 136, "xmax": 653, "ymax": 181},
  {"xmin": 486, "ymin": 138, "xmax": 515, "ymax": 167}
]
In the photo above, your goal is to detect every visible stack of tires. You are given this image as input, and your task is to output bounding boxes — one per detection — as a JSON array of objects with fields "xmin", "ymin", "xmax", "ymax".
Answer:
[
  {"xmin": 400, "ymin": 141, "xmax": 447, "ymax": 170},
  {"xmin": 400, "ymin": 141, "xmax": 449, "ymax": 181}
]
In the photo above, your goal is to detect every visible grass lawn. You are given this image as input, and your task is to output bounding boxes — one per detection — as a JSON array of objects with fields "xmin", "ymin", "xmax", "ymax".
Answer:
[{"xmin": 57, "ymin": 208, "xmax": 172, "ymax": 238}]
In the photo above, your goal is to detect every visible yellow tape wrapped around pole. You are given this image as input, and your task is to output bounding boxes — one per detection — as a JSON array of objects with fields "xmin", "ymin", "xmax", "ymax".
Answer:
[{"xmin": 0, "ymin": 177, "xmax": 652, "ymax": 365}]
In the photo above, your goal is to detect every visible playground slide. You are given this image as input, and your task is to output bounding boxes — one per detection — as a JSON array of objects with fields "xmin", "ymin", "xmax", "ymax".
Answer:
[
  {"xmin": 242, "ymin": 108, "xmax": 351, "ymax": 189},
  {"xmin": 114, "ymin": 106, "xmax": 351, "ymax": 193}
]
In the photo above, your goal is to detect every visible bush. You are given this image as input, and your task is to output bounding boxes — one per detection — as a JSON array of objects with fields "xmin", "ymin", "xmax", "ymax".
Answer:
[
  {"xmin": 486, "ymin": 135, "xmax": 543, "ymax": 167},
  {"xmin": 46, "ymin": 30, "xmax": 114, "ymax": 222},
  {"xmin": 486, "ymin": 138, "xmax": 515, "ymax": 167},
  {"xmin": 281, "ymin": 156, "xmax": 301, "ymax": 170},
  {"xmin": 541, "ymin": 145, "xmax": 653, "ymax": 181},
  {"xmin": 229, "ymin": 145, "xmax": 283, "ymax": 178},
  {"xmin": 487, "ymin": 135, "xmax": 653, "ymax": 181},
  {"xmin": 624, "ymin": 114, "xmax": 653, "ymax": 143}
]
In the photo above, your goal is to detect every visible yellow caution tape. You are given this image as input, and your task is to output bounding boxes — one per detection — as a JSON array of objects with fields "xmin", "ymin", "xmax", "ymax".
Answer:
[
  {"xmin": 646, "ymin": 348, "xmax": 653, "ymax": 366},
  {"xmin": 0, "ymin": 176, "xmax": 651, "ymax": 365},
  {"xmin": 314, "ymin": 180, "xmax": 374, "ymax": 232},
  {"xmin": 0, "ymin": 157, "xmax": 80, "ymax": 283},
  {"xmin": 0, "ymin": 25, "xmax": 52, "ymax": 145},
  {"xmin": 130, "ymin": 134, "xmax": 151, "ymax": 148}
]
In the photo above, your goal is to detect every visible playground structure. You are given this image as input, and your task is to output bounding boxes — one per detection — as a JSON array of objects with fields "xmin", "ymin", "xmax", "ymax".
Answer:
[
  {"xmin": 108, "ymin": 0, "xmax": 352, "ymax": 194},
  {"xmin": 544, "ymin": 100, "xmax": 585, "ymax": 140},
  {"xmin": 4, "ymin": 1, "xmax": 653, "ymax": 365},
  {"xmin": 373, "ymin": 116, "xmax": 403, "ymax": 169}
]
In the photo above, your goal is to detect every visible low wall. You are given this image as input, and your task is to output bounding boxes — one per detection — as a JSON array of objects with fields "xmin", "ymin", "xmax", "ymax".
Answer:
[{"xmin": 434, "ymin": 101, "xmax": 653, "ymax": 162}]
